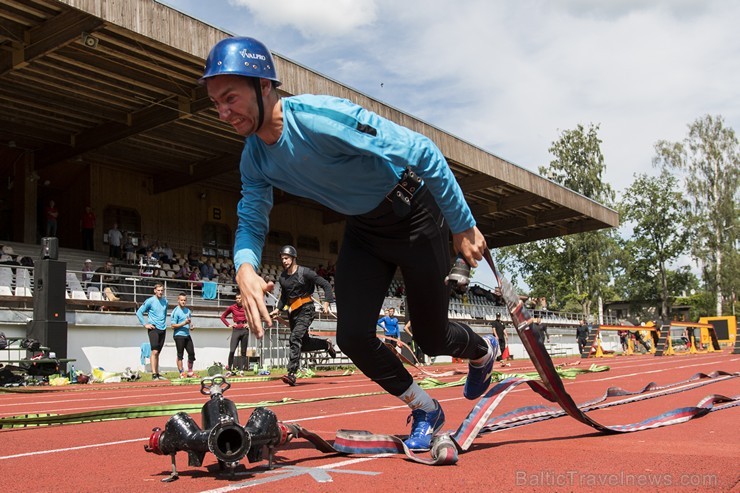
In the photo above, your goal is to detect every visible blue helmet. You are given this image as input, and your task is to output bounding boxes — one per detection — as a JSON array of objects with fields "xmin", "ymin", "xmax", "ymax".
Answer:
[{"xmin": 200, "ymin": 37, "xmax": 281, "ymax": 85}]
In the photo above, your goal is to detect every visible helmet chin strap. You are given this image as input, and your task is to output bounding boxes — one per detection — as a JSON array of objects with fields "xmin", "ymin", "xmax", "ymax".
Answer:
[{"xmin": 251, "ymin": 77, "xmax": 265, "ymax": 133}]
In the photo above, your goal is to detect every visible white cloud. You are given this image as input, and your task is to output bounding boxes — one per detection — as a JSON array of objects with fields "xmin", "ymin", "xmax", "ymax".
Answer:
[
  {"xmin": 227, "ymin": 0, "xmax": 378, "ymax": 37},
  {"xmin": 167, "ymin": 0, "xmax": 740, "ymax": 194}
]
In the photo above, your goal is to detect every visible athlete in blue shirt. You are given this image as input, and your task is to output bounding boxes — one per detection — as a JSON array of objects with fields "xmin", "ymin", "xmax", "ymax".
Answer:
[
  {"xmin": 378, "ymin": 307, "xmax": 401, "ymax": 347},
  {"xmin": 202, "ymin": 37, "xmax": 498, "ymax": 451},
  {"xmin": 136, "ymin": 283, "xmax": 169, "ymax": 380},
  {"xmin": 171, "ymin": 293, "xmax": 196, "ymax": 378}
]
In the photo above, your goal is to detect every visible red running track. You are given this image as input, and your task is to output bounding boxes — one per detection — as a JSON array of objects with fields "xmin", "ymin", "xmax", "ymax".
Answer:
[{"xmin": 0, "ymin": 350, "xmax": 738, "ymax": 493}]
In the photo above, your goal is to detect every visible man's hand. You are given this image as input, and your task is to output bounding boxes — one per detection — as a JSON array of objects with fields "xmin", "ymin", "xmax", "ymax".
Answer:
[
  {"xmin": 235, "ymin": 263, "xmax": 274, "ymax": 338},
  {"xmin": 322, "ymin": 302, "xmax": 330, "ymax": 314},
  {"xmin": 452, "ymin": 226, "xmax": 487, "ymax": 267},
  {"xmin": 144, "ymin": 324, "xmax": 154, "ymax": 330}
]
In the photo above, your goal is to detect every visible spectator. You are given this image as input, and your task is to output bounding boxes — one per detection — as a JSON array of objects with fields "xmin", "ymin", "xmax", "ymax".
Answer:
[
  {"xmin": 200, "ymin": 258, "xmax": 215, "ymax": 280},
  {"xmin": 171, "ymin": 293, "xmax": 196, "ymax": 378},
  {"xmin": 136, "ymin": 234, "xmax": 150, "ymax": 256},
  {"xmin": 187, "ymin": 246, "xmax": 200, "ymax": 267},
  {"xmin": 217, "ymin": 267, "xmax": 231, "ymax": 284},
  {"xmin": 160, "ymin": 243, "xmax": 174, "ymax": 264},
  {"xmin": 220, "ymin": 291, "xmax": 249, "ymax": 371},
  {"xmin": 123, "ymin": 235, "xmax": 136, "ymax": 263},
  {"xmin": 139, "ymin": 249, "xmax": 160, "ymax": 277},
  {"xmin": 618, "ymin": 329, "xmax": 629, "ymax": 352},
  {"xmin": 175, "ymin": 262, "xmax": 191, "ymax": 280},
  {"xmin": 108, "ymin": 223, "xmax": 123, "ymax": 260},
  {"xmin": 81, "ymin": 259, "xmax": 95, "ymax": 286},
  {"xmin": 18, "ymin": 256, "xmax": 34, "ymax": 268},
  {"xmin": 378, "ymin": 307, "xmax": 401, "ymax": 348},
  {"xmin": 80, "ymin": 205, "xmax": 96, "ymax": 251},
  {"xmin": 576, "ymin": 319, "xmax": 590, "ymax": 354},
  {"xmin": 90, "ymin": 260, "xmax": 119, "ymax": 301},
  {"xmin": 44, "ymin": 199, "xmax": 59, "ymax": 237},
  {"xmin": 188, "ymin": 266, "xmax": 202, "ymax": 290}
]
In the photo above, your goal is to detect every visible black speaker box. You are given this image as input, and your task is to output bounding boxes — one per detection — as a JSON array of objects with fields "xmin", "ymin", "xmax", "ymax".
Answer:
[
  {"xmin": 33, "ymin": 259, "xmax": 66, "ymax": 321},
  {"xmin": 26, "ymin": 320, "xmax": 68, "ymax": 358}
]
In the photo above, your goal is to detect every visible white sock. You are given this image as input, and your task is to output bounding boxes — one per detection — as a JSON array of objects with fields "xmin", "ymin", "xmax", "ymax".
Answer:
[{"xmin": 398, "ymin": 382, "xmax": 436, "ymax": 412}]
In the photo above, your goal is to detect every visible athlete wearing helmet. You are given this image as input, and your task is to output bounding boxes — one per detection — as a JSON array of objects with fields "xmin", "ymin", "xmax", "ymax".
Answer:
[
  {"xmin": 203, "ymin": 37, "xmax": 497, "ymax": 451},
  {"xmin": 270, "ymin": 245, "xmax": 336, "ymax": 386}
]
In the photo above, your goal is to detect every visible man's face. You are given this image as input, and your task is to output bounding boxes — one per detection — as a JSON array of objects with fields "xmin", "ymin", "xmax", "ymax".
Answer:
[
  {"xmin": 207, "ymin": 75, "xmax": 262, "ymax": 137},
  {"xmin": 178, "ymin": 295, "xmax": 187, "ymax": 308},
  {"xmin": 388, "ymin": 308, "xmax": 395, "ymax": 317},
  {"xmin": 154, "ymin": 285, "xmax": 164, "ymax": 298},
  {"xmin": 235, "ymin": 294, "xmax": 242, "ymax": 306},
  {"xmin": 280, "ymin": 254, "xmax": 294, "ymax": 270},
  {"xmin": 105, "ymin": 262, "xmax": 113, "ymax": 271}
]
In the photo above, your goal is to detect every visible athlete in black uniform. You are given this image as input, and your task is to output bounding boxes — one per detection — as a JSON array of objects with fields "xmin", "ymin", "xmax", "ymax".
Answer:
[{"xmin": 270, "ymin": 245, "xmax": 336, "ymax": 385}]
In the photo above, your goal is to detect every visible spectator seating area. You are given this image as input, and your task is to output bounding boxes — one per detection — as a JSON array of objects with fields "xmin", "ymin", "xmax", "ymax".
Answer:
[{"xmin": 0, "ymin": 241, "xmax": 603, "ymax": 325}]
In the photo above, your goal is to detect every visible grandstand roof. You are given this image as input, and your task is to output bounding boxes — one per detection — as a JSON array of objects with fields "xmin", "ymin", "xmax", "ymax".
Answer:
[{"xmin": 0, "ymin": 0, "xmax": 618, "ymax": 247}]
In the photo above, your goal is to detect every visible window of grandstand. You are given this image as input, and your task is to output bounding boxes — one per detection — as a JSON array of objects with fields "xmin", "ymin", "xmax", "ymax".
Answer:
[
  {"xmin": 297, "ymin": 235, "xmax": 320, "ymax": 252},
  {"xmin": 202, "ymin": 222, "xmax": 231, "ymax": 258},
  {"xmin": 329, "ymin": 240, "xmax": 338, "ymax": 254},
  {"xmin": 103, "ymin": 206, "xmax": 141, "ymax": 240},
  {"xmin": 267, "ymin": 230, "xmax": 293, "ymax": 246}
]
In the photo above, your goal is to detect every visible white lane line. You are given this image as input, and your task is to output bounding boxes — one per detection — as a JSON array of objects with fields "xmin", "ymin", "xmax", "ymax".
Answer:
[{"xmin": 0, "ymin": 438, "xmax": 145, "ymax": 460}]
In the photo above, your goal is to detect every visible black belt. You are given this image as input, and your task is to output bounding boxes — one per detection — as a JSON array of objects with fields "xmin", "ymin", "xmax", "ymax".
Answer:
[{"xmin": 385, "ymin": 167, "xmax": 422, "ymax": 217}]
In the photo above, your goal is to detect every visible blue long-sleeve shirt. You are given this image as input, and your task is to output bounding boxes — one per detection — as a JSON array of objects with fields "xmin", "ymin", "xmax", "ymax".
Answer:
[
  {"xmin": 378, "ymin": 315, "xmax": 400, "ymax": 338},
  {"xmin": 171, "ymin": 306, "xmax": 192, "ymax": 337},
  {"xmin": 233, "ymin": 95, "xmax": 476, "ymax": 271},
  {"xmin": 136, "ymin": 296, "xmax": 168, "ymax": 330}
]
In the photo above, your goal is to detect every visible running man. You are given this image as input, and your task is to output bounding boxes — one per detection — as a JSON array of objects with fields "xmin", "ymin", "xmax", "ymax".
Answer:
[
  {"xmin": 202, "ymin": 37, "xmax": 497, "ymax": 450},
  {"xmin": 270, "ymin": 245, "xmax": 336, "ymax": 386}
]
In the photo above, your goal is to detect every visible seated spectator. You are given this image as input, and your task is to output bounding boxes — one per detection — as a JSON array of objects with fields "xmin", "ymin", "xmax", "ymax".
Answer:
[
  {"xmin": 217, "ymin": 267, "xmax": 231, "ymax": 284},
  {"xmin": 136, "ymin": 234, "xmax": 150, "ymax": 256},
  {"xmin": 160, "ymin": 243, "xmax": 174, "ymax": 264},
  {"xmin": 188, "ymin": 267, "xmax": 202, "ymax": 290},
  {"xmin": 90, "ymin": 260, "xmax": 119, "ymax": 301},
  {"xmin": 394, "ymin": 284, "xmax": 405, "ymax": 297},
  {"xmin": 81, "ymin": 259, "xmax": 95, "ymax": 285},
  {"xmin": 139, "ymin": 249, "xmax": 160, "ymax": 277},
  {"xmin": 18, "ymin": 256, "xmax": 34, "ymax": 268},
  {"xmin": 0, "ymin": 253, "xmax": 19, "ymax": 266},
  {"xmin": 187, "ymin": 246, "xmax": 201, "ymax": 267},
  {"xmin": 176, "ymin": 262, "xmax": 192, "ymax": 280},
  {"xmin": 316, "ymin": 264, "xmax": 328, "ymax": 279},
  {"xmin": 200, "ymin": 258, "xmax": 215, "ymax": 280}
]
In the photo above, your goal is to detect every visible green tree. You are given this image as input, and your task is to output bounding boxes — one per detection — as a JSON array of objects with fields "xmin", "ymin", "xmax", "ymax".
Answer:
[
  {"xmin": 619, "ymin": 169, "xmax": 690, "ymax": 318},
  {"xmin": 653, "ymin": 115, "xmax": 739, "ymax": 316},
  {"xmin": 499, "ymin": 123, "xmax": 619, "ymax": 320}
]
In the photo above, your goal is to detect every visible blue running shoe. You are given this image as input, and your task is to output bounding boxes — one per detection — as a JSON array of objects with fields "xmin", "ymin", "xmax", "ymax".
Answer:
[
  {"xmin": 403, "ymin": 399, "xmax": 445, "ymax": 451},
  {"xmin": 463, "ymin": 335, "xmax": 498, "ymax": 399}
]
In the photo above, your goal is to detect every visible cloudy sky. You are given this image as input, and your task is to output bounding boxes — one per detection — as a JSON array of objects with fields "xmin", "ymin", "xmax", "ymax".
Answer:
[
  {"xmin": 161, "ymin": 0, "xmax": 738, "ymax": 287},
  {"xmin": 164, "ymin": 0, "xmax": 739, "ymax": 194}
]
